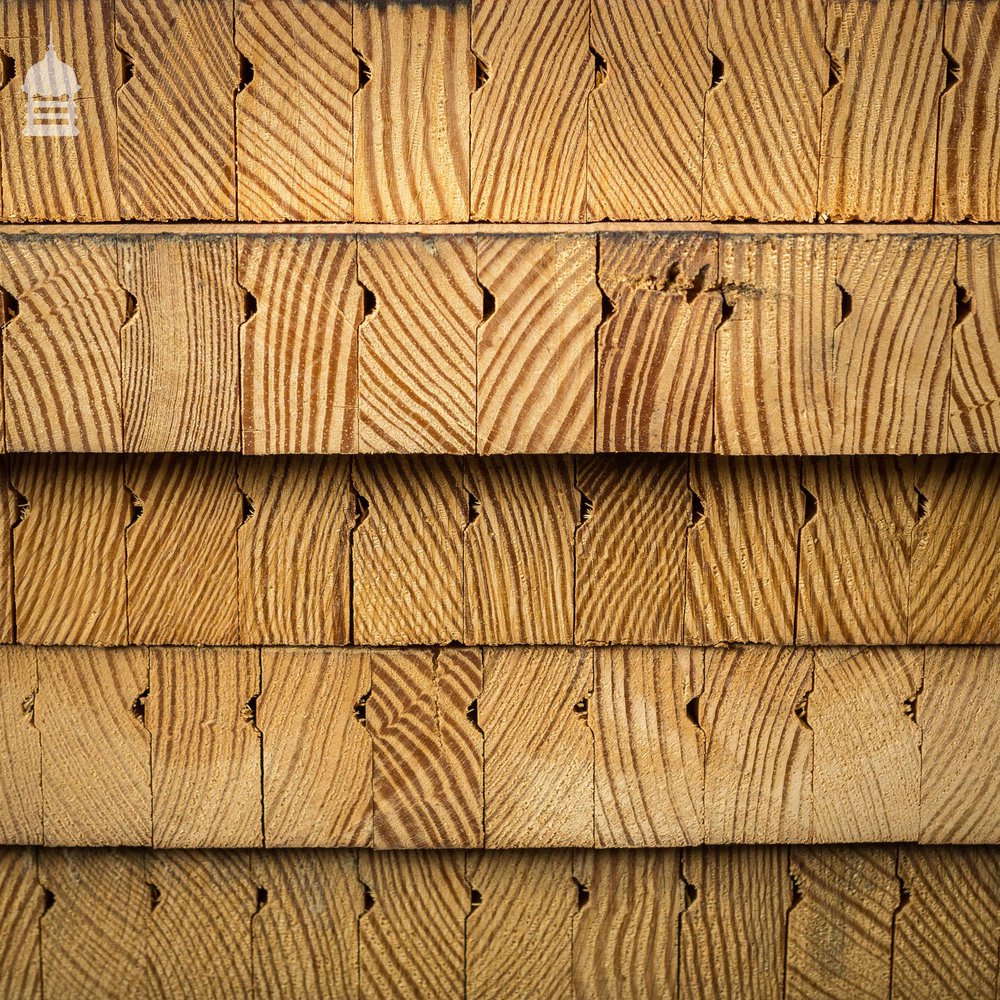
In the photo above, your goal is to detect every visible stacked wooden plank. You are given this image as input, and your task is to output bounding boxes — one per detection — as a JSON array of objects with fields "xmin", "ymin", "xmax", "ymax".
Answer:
[{"xmin": 1, "ymin": 0, "xmax": 999, "ymax": 995}]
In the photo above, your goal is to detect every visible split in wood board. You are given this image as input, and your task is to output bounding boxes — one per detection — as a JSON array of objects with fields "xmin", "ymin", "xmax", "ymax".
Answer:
[
  {"xmin": 0, "ymin": 0, "xmax": 998, "ymax": 222},
  {"xmin": 0, "ymin": 845, "xmax": 997, "ymax": 999},
  {"xmin": 1, "ymin": 452, "xmax": 999, "ymax": 647},
  {"xmin": 1, "ymin": 643, "xmax": 997, "ymax": 849}
]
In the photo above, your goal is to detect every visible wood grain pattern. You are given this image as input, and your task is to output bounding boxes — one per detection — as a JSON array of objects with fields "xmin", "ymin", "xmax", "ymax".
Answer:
[
  {"xmin": 572, "ymin": 848, "xmax": 681, "ymax": 1000},
  {"xmin": 354, "ymin": 1, "xmax": 470, "ymax": 223},
  {"xmin": 370, "ymin": 647, "xmax": 483, "ymax": 849},
  {"xmin": 477, "ymin": 234, "xmax": 598, "ymax": 453},
  {"xmin": 702, "ymin": 647, "xmax": 813, "ymax": 844},
  {"xmin": 352, "ymin": 455, "xmax": 465, "ymax": 646},
  {"xmin": 952, "ymin": 236, "xmax": 1000, "ymax": 451},
  {"xmin": 251, "ymin": 849, "xmax": 362, "ymax": 998},
  {"xmin": 937, "ymin": 0, "xmax": 1000, "ymax": 222},
  {"xmin": 39, "ymin": 848, "xmax": 148, "ymax": 999},
  {"xmin": 147, "ymin": 647, "xmax": 261, "ymax": 849},
  {"xmin": 358, "ymin": 849, "xmax": 467, "ymax": 1000},
  {"xmin": 464, "ymin": 455, "xmax": 576, "ymax": 645},
  {"xmin": 0, "ymin": 648, "xmax": 41, "ymax": 844},
  {"xmin": 35, "ymin": 647, "xmax": 150, "ymax": 846},
  {"xmin": 11, "ymin": 454, "xmax": 127, "ymax": 646},
  {"xmin": 0, "ymin": 236, "xmax": 124, "ymax": 452},
  {"xmin": 797, "ymin": 457, "xmax": 914, "ymax": 645},
  {"xmin": 116, "ymin": 0, "xmax": 238, "ymax": 220},
  {"xmin": 920, "ymin": 646, "xmax": 1000, "ymax": 844},
  {"xmin": 146, "ymin": 850, "xmax": 255, "ymax": 999},
  {"xmin": 810, "ymin": 647, "xmax": 921, "ymax": 843},
  {"xmin": 119, "ymin": 236, "xmax": 242, "ymax": 452},
  {"xmin": 0, "ymin": 0, "xmax": 119, "ymax": 222},
  {"xmin": 125, "ymin": 453, "xmax": 240, "ymax": 646},
  {"xmin": 471, "ymin": 0, "xmax": 589, "ymax": 221},
  {"xmin": 258, "ymin": 647, "xmax": 371, "ymax": 848},
  {"xmin": 239, "ymin": 235, "xmax": 360, "ymax": 454},
  {"xmin": 592, "ymin": 647, "xmax": 703, "ymax": 848},
  {"xmin": 597, "ymin": 233, "xmax": 719, "ymax": 452},
  {"xmin": 0, "ymin": 848, "xmax": 40, "ymax": 999},
  {"xmin": 358, "ymin": 236, "xmax": 477, "ymax": 452},
  {"xmin": 821, "ymin": 0, "xmax": 945, "ymax": 222},
  {"xmin": 481, "ymin": 646, "xmax": 592, "ymax": 848},
  {"xmin": 894, "ymin": 846, "xmax": 1000, "ymax": 999},
  {"xmin": 679, "ymin": 846, "xmax": 789, "ymax": 999},
  {"xmin": 588, "ymin": 0, "xmax": 707, "ymax": 221},
  {"xmin": 575, "ymin": 455, "xmax": 688, "ymax": 644},
  {"xmin": 235, "ymin": 0, "xmax": 353, "ymax": 221},
  {"xmin": 702, "ymin": 0, "xmax": 825, "ymax": 221},
  {"xmin": 237, "ymin": 455, "xmax": 352, "ymax": 646},
  {"xmin": 687, "ymin": 456, "xmax": 801, "ymax": 644},
  {"xmin": 785, "ymin": 846, "xmax": 897, "ymax": 1000},
  {"xmin": 466, "ymin": 850, "xmax": 575, "ymax": 999}
]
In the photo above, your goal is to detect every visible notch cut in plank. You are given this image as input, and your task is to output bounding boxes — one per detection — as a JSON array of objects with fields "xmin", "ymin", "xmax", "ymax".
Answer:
[
  {"xmin": 239, "ymin": 235, "xmax": 360, "ymax": 454},
  {"xmin": 357, "ymin": 236, "xmax": 477, "ymax": 453},
  {"xmin": 471, "ymin": 0, "xmax": 589, "ymax": 222},
  {"xmin": 235, "ymin": 0, "xmax": 353, "ymax": 221},
  {"xmin": 116, "ymin": 0, "xmax": 238, "ymax": 220},
  {"xmin": 0, "ymin": 648, "xmax": 41, "ymax": 844}
]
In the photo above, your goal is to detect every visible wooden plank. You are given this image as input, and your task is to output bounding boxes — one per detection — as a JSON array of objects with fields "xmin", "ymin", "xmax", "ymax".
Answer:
[
  {"xmin": 0, "ymin": 236, "xmax": 123, "ymax": 451},
  {"xmin": 575, "ymin": 455, "xmax": 688, "ymax": 644},
  {"xmin": 952, "ymin": 236, "xmax": 1000, "ymax": 451},
  {"xmin": 820, "ymin": 0, "xmax": 946, "ymax": 222},
  {"xmin": 357, "ymin": 236, "xmax": 477, "ymax": 453},
  {"xmin": 146, "ymin": 850, "xmax": 255, "ymax": 998},
  {"xmin": 592, "ymin": 648, "xmax": 703, "ymax": 848},
  {"xmin": 702, "ymin": 0, "xmax": 825, "ymax": 221},
  {"xmin": 937, "ymin": 1, "xmax": 1000, "ymax": 222},
  {"xmin": 785, "ymin": 846, "xmax": 897, "ymax": 1000},
  {"xmin": 259, "ymin": 648, "xmax": 371, "ymax": 848},
  {"xmin": 125, "ymin": 454, "xmax": 240, "ymax": 645},
  {"xmin": 237, "ymin": 455, "xmax": 352, "ymax": 646},
  {"xmin": 920, "ymin": 646, "xmax": 1000, "ymax": 844},
  {"xmin": 0, "ymin": 649, "xmax": 41, "ymax": 843},
  {"xmin": 235, "ymin": 0, "xmax": 353, "ymax": 221},
  {"xmin": 238, "ymin": 235, "xmax": 360, "ymax": 454},
  {"xmin": 797, "ymin": 457, "xmax": 914, "ymax": 645},
  {"xmin": 358, "ymin": 849, "xmax": 466, "ymax": 1000},
  {"xmin": 702, "ymin": 647, "xmax": 812, "ymax": 844},
  {"xmin": 116, "ymin": 0, "xmax": 238, "ymax": 220},
  {"xmin": 679, "ymin": 846, "xmax": 789, "ymax": 999},
  {"xmin": 481, "ymin": 646, "xmax": 592, "ymax": 848},
  {"xmin": 352, "ymin": 455, "xmax": 465, "ymax": 646},
  {"xmin": 464, "ymin": 455, "xmax": 576, "ymax": 645},
  {"xmin": 596, "ymin": 233, "xmax": 719, "ymax": 452},
  {"xmin": 893, "ymin": 846, "xmax": 1000, "ymax": 999},
  {"xmin": 810, "ymin": 647, "xmax": 921, "ymax": 843},
  {"xmin": 466, "ymin": 850, "xmax": 574, "ymax": 999},
  {"xmin": 148, "ymin": 648, "xmax": 261, "ymax": 849},
  {"xmin": 370, "ymin": 648, "xmax": 483, "ymax": 850},
  {"xmin": 687, "ymin": 456, "xmax": 801, "ymax": 644},
  {"xmin": 0, "ymin": 0, "xmax": 119, "ymax": 222},
  {"xmin": 588, "ymin": 0, "xmax": 707, "ymax": 221},
  {"xmin": 572, "ymin": 848, "xmax": 681, "ymax": 1000},
  {"xmin": 39, "ymin": 848, "xmax": 148, "ymax": 998},
  {"xmin": 119, "ymin": 236, "xmax": 242, "ymax": 452},
  {"xmin": 11, "ymin": 454, "xmax": 128, "ymax": 646},
  {"xmin": 354, "ymin": 1, "xmax": 470, "ymax": 223},
  {"xmin": 251, "ymin": 849, "xmax": 361, "ymax": 997},
  {"xmin": 477, "ymin": 234, "xmax": 598, "ymax": 454},
  {"xmin": 0, "ymin": 848, "xmax": 40, "ymax": 999},
  {"xmin": 909, "ymin": 456, "xmax": 1000, "ymax": 644},
  {"xmin": 470, "ymin": 0, "xmax": 588, "ymax": 221},
  {"xmin": 35, "ymin": 647, "xmax": 150, "ymax": 847}
]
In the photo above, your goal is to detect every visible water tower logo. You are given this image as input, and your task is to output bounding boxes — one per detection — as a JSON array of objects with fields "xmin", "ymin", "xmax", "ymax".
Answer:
[{"xmin": 22, "ymin": 26, "xmax": 80, "ymax": 137}]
